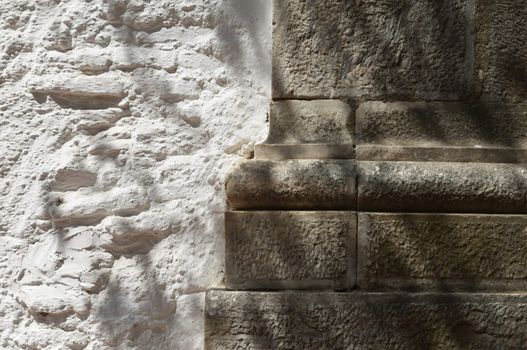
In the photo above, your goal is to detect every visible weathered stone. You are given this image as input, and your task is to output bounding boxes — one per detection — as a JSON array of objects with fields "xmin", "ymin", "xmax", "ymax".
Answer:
[
  {"xmin": 358, "ymin": 161, "xmax": 527, "ymax": 214},
  {"xmin": 475, "ymin": 0, "xmax": 527, "ymax": 102},
  {"xmin": 358, "ymin": 213, "xmax": 527, "ymax": 291},
  {"xmin": 266, "ymin": 100, "xmax": 353, "ymax": 144},
  {"xmin": 357, "ymin": 145, "xmax": 527, "ymax": 163},
  {"xmin": 356, "ymin": 102, "xmax": 527, "ymax": 162},
  {"xmin": 206, "ymin": 291, "xmax": 527, "ymax": 350},
  {"xmin": 225, "ymin": 211, "xmax": 355, "ymax": 290},
  {"xmin": 273, "ymin": 0, "xmax": 469, "ymax": 99},
  {"xmin": 225, "ymin": 160, "xmax": 356, "ymax": 210},
  {"xmin": 255, "ymin": 144, "xmax": 355, "ymax": 160},
  {"xmin": 357, "ymin": 102, "xmax": 527, "ymax": 147}
]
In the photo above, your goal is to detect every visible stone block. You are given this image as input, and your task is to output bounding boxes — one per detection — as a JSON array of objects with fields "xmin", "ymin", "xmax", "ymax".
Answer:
[
  {"xmin": 358, "ymin": 213, "xmax": 527, "ymax": 291},
  {"xmin": 356, "ymin": 145, "xmax": 527, "ymax": 163},
  {"xmin": 206, "ymin": 291, "xmax": 527, "ymax": 350},
  {"xmin": 358, "ymin": 161, "xmax": 527, "ymax": 214},
  {"xmin": 254, "ymin": 144, "xmax": 355, "ymax": 160},
  {"xmin": 475, "ymin": 0, "xmax": 527, "ymax": 102},
  {"xmin": 273, "ymin": 0, "xmax": 469, "ymax": 99},
  {"xmin": 225, "ymin": 211, "xmax": 356, "ymax": 290},
  {"xmin": 357, "ymin": 102, "xmax": 527, "ymax": 148},
  {"xmin": 225, "ymin": 160, "xmax": 356, "ymax": 210},
  {"xmin": 356, "ymin": 102, "xmax": 527, "ymax": 162},
  {"xmin": 266, "ymin": 100, "xmax": 353, "ymax": 144}
]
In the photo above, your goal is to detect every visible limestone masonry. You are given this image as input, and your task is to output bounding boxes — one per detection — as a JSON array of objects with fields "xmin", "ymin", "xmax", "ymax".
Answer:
[{"xmin": 207, "ymin": 0, "xmax": 527, "ymax": 349}]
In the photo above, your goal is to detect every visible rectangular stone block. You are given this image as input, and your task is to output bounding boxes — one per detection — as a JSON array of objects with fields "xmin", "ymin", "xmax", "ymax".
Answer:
[
  {"xmin": 356, "ymin": 102, "xmax": 527, "ymax": 162},
  {"xmin": 358, "ymin": 213, "xmax": 527, "ymax": 291},
  {"xmin": 357, "ymin": 145, "xmax": 527, "ymax": 163},
  {"xmin": 266, "ymin": 100, "xmax": 353, "ymax": 144},
  {"xmin": 358, "ymin": 161, "xmax": 527, "ymax": 214},
  {"xmin": 226, "ymin": 160, "xmax": 356, "ymax": 210},
  {"xmin": 225, "ymin": 211, "xmax": 355, "ymax": 290},
  {"xmin": 206, "ymin": 291, "xmax": 527, "ymax": 350},
  {"xmin": 273, "ymin": 0, "xmax": 469, "ymax": 99},
  {"xmin": 254, "ymin": 144, "xmax": 355, "ymax": 160},
  {"xmin": 475, "ymin": 0, "xmax": 527, "ymax": 102}
]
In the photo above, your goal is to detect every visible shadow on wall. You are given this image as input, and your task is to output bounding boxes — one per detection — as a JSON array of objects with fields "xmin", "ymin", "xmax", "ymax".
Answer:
[
  {"xmin": 215, "ymin": 0, "xmax": 527, "ymax": 348},
  {"xmin": 215, "ymin": 0, "xmax": 271, "ymax": 88}
]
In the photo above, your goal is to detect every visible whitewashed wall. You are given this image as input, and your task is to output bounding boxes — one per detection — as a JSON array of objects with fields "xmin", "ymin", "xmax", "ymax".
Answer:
[{"xmin": 0, "ymin": 0, "xmax": 271, "ymax": 348}]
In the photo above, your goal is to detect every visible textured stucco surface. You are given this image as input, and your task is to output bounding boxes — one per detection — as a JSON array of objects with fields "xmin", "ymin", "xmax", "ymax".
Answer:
[{"xmin": 0, "ymin": 0, "xmax": 271, "ymax": 349}]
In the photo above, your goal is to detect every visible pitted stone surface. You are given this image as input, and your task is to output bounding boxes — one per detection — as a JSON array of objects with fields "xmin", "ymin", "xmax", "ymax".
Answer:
[
  {"xmin": 358, "ymin": 213, "xmax": 527, "ymax": 291},
  {"xmin": 225, "ymin": 160, "xmax": 356, "ymax": 210},
  {"xmin": 356, "ymin": 102, "xmax": 527, "ymax": 148},
  {"xmin": 475, "ymin": 0, "xmax": 527, "ymax": 102},
  {"xmin": 225, "ymin": 211, "xmax": 355, "ymax": 290},
  {"xmin": 255, "ymin": 143, "xmax": 355, "ymax": 160},
  {"xmin": 358, "ymin": 161, "xmax": 527, "ymax": 214},
  {"xmin": 355, "ymin": 102, "xmax": 527, "ymax": 162},
  {"xmin": 273, "ymin": 0, "xmax": 468, "ymax": 99},
  {"xmin": 265, "ymin": 100, "xmax": 353, "ymax": 144},
  {"xmin": 357, "ymin": 145, "xmax": 527, "ymax": 163},
  {"xmin": 206, "ymin": 291, "xmax": 527, "ymax": 350}
]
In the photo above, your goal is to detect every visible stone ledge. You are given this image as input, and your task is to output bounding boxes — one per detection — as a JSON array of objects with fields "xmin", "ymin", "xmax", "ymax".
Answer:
[
  {"xmin": 225, "ymin": 211, "xmax": 356, "ymax": 290},
  {"xmin": 356, "ymin": 145, "xmax": 527, "ymax": 163},
  {"xmin": 358, "ymin": 161, "xmax": 527, "ymax": 214},
  {"xmin": 225, "ymin": 160, "xmax": 356, "ymax": 210},
  {"xmin": 226, "ymin": 160, "xmax": 527, "ymax": 213},
  {"xmin": 358, "ymin": 213, "xmax": 527, "ymax": 291},
  {"xmin": 206, "ymin": 291, "xmax": 527, "ymax": 350},
  {"xmin": 255, "ymin": 144, "xmax": 355, "ymax": 160}
]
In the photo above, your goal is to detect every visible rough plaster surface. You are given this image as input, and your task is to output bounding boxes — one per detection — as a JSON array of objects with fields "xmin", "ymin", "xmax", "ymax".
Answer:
[{"xmin": 0, "ymin": 0, "xmax": 270, "ymax": 348}]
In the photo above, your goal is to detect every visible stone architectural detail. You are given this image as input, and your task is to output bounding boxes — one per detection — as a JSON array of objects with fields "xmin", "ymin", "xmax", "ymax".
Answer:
[
  {"xmin": 356, "ymin": 102, "xmax": 527, "ymax": 162},
  {"xmin": 225, "ymin": 160, "xmax": 356, "ymax": 210},
  {"xmin": 255, "ymin": 100, "xmax": 355, "ymax": 160},
  {"xmin": 225, "ymin": 211, "xmax": 355, "ymax": 289},
  {"xmin": 207, "ymin": 291, "xmax": 527, "ymax": 349},
  {"xmin": 273, "ymin": 0, "xmax": 469, "ymax": 100},
  {"xmin": 475, "ymin": 0, "xmax": 527, "ymax": 102},
  {"xmin": 357, "ymin": 161, "xmax": 527, "ymax": 214},
  {"xmin": 207, "ymin": 0, "xmax": 527, "ymax": 348},
  {"xmin": 358, "ymin": 214, "xmax": 527, "ymax": 291}
]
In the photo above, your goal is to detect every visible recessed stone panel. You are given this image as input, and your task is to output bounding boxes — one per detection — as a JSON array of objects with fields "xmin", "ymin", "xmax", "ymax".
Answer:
[
  {"xmin": 225, "ymin": 211, "xmax": 356, "ymax": 290},
  {"xmin": 358, "ymin": 161, "xmax": 527, "ymax": 214},
  {"xmin": 475, "ymin": 0, "xmax": 527, "ymax": 102},
  {"xmin": 225, "ymin": 160, "xmax": 356, "ymax": 210},
  {"xmin": 273, "ymin": 0, "xmax": 469, "ymax": 99},
  {"xmin": 206, "ymin": 291, "xmax": 527, "ymax": 350},
  {"xmin": 358, "ymin": 213, "xmax": 527, "ymax": 291}
]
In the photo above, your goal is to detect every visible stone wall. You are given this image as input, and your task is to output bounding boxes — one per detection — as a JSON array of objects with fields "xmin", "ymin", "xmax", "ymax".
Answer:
[
  {"xmin": 206, "ymin": 1, "xmax": 527, "ymax": 349},
  {"xmin": 0, "ymin": 1, "xmax": 270, "ymax": 349}
]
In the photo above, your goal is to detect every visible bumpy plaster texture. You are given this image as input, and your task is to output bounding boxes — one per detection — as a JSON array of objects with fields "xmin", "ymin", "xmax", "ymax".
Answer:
[{"xmin": 0, "ymin": 0, "xmax": 270, "ymax": 349}]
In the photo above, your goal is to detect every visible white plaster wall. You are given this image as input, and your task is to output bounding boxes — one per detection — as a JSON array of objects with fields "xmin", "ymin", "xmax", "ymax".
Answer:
[{"xmin": 0, "ymin": 0, "xmax": 271, "ymax": 348}]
